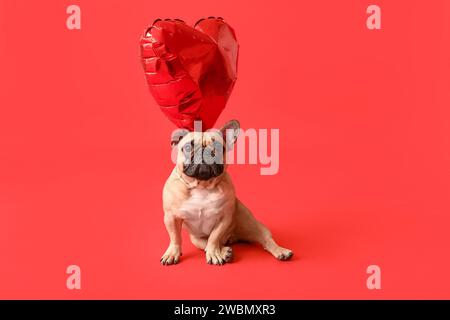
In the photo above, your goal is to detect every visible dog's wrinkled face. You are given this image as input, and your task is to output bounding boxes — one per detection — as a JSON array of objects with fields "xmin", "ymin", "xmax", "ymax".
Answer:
[
  {"xmin": 179, "ymin": 131, "xmax": 225, "ymax": 180},
  {"xmin": 172, "ymin": 120, "xmax": 240, "ymax": 181}
]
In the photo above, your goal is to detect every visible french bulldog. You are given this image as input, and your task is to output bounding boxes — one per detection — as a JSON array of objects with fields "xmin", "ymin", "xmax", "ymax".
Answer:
[{"xmin": 161, "ymin": 120, "xmax": 293, "ymax": 265}]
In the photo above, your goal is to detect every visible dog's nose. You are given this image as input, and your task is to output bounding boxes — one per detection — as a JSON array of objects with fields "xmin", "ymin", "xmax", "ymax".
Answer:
[{"xmin": 199, "ymin": 165, "xmax": 209, "ymax": 177}]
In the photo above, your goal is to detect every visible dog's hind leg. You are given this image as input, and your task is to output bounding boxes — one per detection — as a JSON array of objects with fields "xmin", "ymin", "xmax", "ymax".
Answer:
[
  {"xmin": 190, "ymin": 234, "xmax": 208, "ymax": 250},
  {"xmin": 233, "ymin": 200, "xmax": 293, "ymax": 261},
  {"xmin": 190, "ymin": 234, "xmax": 233, "ymax": 263}
]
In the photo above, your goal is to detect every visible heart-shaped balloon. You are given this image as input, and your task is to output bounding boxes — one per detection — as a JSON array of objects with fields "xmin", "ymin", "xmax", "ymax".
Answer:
[{"xmin": 140, "ymin": 17, "xmax": 239, "ymax": 130}]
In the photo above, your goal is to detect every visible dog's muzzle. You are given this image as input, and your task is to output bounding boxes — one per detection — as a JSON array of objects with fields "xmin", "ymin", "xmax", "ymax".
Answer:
[
  {"xmin": 183, "ymin": 163, "xmax": 224, "ymax": 181},
  {"xmin": 182, "ymin": 142, "xmax": 224, "ymax": 180}
]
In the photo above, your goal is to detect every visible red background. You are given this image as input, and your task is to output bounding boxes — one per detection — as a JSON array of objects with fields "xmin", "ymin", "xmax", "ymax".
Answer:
[{"xmin": 1, "ymin": 0, "xmax": 450, "ymax": 299}]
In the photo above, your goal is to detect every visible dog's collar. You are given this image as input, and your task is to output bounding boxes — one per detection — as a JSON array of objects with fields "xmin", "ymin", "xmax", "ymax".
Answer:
[{"xmin": 174, "ymin": 168, "xmax": 197, "ymax": 190}]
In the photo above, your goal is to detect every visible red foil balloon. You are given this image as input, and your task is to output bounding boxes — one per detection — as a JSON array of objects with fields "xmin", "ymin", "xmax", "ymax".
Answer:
[{"xmin": 140, "ymin": 18, "xmax": 239, "ymax": 130}]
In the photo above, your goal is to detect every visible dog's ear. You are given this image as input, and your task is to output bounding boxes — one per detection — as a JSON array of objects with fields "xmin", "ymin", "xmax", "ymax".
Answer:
[
  {"xmin": 220, "ymin": 120, "xmax": 240, "ymax": 150},
  {"xmin": 171, "ymin": 128, "xmax": 189, "ymax": 147}
]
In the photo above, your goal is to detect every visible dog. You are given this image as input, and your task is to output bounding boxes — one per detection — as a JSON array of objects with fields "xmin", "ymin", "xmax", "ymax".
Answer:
[{"xmin": 161, "ymin": 120, "xmax": 293, "ymax": 265}]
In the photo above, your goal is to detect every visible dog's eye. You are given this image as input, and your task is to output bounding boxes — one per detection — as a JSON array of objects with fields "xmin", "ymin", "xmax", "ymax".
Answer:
[{"xmin": 183, "ymin": 141, "xmax": 194, "ymax": 154}]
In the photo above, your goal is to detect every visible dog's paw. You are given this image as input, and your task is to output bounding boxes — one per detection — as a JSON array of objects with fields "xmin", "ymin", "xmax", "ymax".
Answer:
[
  {"xmin": 221, "ymin": 246, "xmax": 233, "ymax": 262},
  {"xmin": 205, "ymin": 246, "xmax": 232, "ymax": 265},
  {"xmin": 160, "ymin": 244, "xmax": 182, "ymax": 265},
  {"xmin": 272, "ymin": 247, "xmax": 294, "ymax": 261}
]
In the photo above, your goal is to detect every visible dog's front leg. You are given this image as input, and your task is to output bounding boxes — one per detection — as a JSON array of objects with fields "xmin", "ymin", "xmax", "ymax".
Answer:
[
  {"xmin": 205, "ymin": 211, "xmax": 234, "ymax": 265},
  {"xmin": 161, "ymin": 211, "xmax": 183, "ymax": 265}
]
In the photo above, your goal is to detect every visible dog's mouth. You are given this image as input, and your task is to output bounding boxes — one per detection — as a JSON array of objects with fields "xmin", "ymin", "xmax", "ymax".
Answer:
[{"xmin": 183, "ymin": 163, "xmax": 224, "ymax": 181}]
